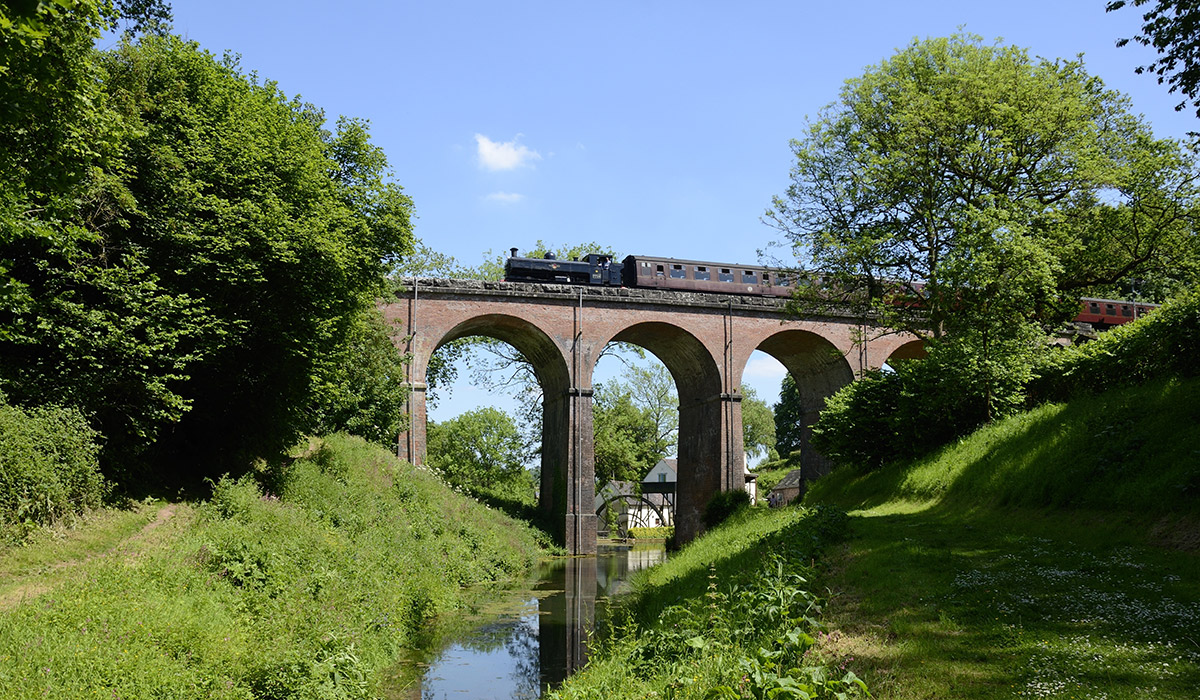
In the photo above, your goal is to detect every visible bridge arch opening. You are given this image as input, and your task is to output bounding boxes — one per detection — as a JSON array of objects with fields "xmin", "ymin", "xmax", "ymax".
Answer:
[
  {"xmin": 596, "ymin": 321, "xmax": 726, "ymax": 543},
  {"xmin": 885, "ymin": 338, "xmax": 928, "ymax": 366},
  {"xmin": 752, "ymin": 329, "xmax": 855, "ymax": 479},
  {"xmin": 421, "ymin": 314, "xmax": 575, "ymax": 538}
]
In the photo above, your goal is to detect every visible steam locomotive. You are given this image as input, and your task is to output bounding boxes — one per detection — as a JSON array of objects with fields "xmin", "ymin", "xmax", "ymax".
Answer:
[{"xmin": 502, "ymin": 250, "xmax": 1158, "ymax": 327}]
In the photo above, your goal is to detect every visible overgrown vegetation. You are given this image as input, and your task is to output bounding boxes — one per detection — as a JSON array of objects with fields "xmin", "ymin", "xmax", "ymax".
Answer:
[
  {"xmin": 1, "ymin": 4, "xmax": 414, "ymax": 491},
  {"xmin": 0, "ymin": 399, "xmax": 107, "ymax": 543},
  {"xmin": 0, "ymin": 434, "xmax": 544, "ymax": 699},
  {"xmin": 803, "ymin": 375, "xmax": 1200, "ymax": 699},
  {"xmin": 551, "ymin": 506, "xmax": 868, "ymax": 700}
]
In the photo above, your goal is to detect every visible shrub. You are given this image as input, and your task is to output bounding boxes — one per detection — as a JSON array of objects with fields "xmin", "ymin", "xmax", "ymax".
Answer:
[
  {"xmin": 703, "ymin": 489, "xmax": 751, "ymax": 529},
  {"xmin": 627, "ymin": 526, "xmax": 674, "ymax": 540},
  {"xmin": 1030, "ymin": 286, "xmax": 1200, "ymax": 402},
  {"xmin": 0, "ymin": 400, "xmax": 107, "ymax": 537}
]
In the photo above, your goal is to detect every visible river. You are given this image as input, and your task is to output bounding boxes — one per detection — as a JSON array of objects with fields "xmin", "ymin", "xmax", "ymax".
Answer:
[{"xmin": 386, "ymin": 542, "xmax": 666, "ymax": 699}]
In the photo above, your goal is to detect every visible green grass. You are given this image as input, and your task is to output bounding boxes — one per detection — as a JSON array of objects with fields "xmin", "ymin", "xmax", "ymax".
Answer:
[
  {"xmin": 551, "ymin": 505, "xmax": 869, "ymax": 700},
  {"xmin": 0, "ymin": 434, "xmax": 545, "ymax": 699},
  {"xmin": 803, "ymin": 377, "xmax": 1200, "ymax": 699}
]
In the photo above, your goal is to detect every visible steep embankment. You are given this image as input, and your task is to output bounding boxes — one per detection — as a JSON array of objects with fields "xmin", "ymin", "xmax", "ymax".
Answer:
[
  {"xmin": 804, "ymin": 377, "xmax": 1200, "ymax": 699},
  {"xmin": 0, "ymin": 434, "xmax": 545, "ymax": 700}
]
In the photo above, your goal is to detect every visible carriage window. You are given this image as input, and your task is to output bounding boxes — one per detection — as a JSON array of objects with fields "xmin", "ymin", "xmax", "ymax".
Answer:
[
  {"xmin": 1089, "ymin": 303, "xmax": 1100, "ymax": 314},
  {"xmin": 718, "ymin": 268, "xmax": 733, "ymax": 282},
  {"xmin": 694, "ymin": 265, "xmax": 710, "ymax": 281},
  {"xmin": 741, "ymin": 270, "xmax": 757, "ymax": 284},
  {"xmin": 1105, "ymin": 304, "xmax": 1115, "ymax": 314},
  {"xmin": 1122, "ymin": 306, "xmax": 1132, "ymax": 317},
  {"xmin": 670, "ymin": 264, "xmax": 686, "ymax": 279},
  {"xmin": 762, "ymin": 272, "xmax": 771, "ymax": 284},
  {"xmin": 655, "ymin": 264, "xmax": 665, "ymax": 278}
]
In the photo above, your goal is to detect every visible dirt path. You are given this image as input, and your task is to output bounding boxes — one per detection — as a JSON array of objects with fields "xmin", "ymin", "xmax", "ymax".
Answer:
[{"xmin": 0, "ymin": 503, "xmax": 184, "ymax": 611}]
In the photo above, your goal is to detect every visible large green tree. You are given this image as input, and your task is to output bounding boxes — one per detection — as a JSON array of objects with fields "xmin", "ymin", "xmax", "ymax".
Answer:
[
  {"xmin": 767, "ymin": 33, "xmax": 1199, "ymax": 420},
  {"xmin": 426, "ymin": 406, "xmax": 534, "ymax": 502},
  {"xmin": 740, "ymin": 384, "xmax": 776, "ymax": 462},
  {"xmin": 592, "ymin": 382, "xmax": 662, "ymax": 487},
  {"xmin": 1, "ymin": 20, "xmax": 414, "ymax": 484},
  {"xmin": 773, "ymin": 374, "xmax": 804, "ymax": 458}
]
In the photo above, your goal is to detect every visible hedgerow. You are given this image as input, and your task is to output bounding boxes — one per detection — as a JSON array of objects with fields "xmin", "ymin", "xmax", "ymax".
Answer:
[{"xmin": 0, "ymin": 398, "xmax": 106, "ymax": 541}]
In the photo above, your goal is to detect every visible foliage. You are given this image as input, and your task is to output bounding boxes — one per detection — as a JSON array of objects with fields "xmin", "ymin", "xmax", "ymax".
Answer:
[
  {"xmin": 0, "ymin": 434, "xmax": 543, "ymax": 699},
  {"xmin": 426, "ymin": 406, "xmax": 536, "ymax": 506},
  {"xmin": 1109, "ymin": 0, "xmax": 1200, "ymax": 119},
  {"xmin": 1030, "ymin": 285, "xmax": 1200, "ymax": 402},
  {"xmin": 808, "ymin": 375, "xmax": 1200, "ymax": 516},
  {"xmin": 627, "ymin": 526, "xmax": 674, "ymax": 540},
  {"xmin": 593, "ymin": 382, "xmax": 664, "ymax": 486},
  {"xmin": 703, "ymin": 489, "xmax": 751, "ymax": 529},
  {"xmin": 773, "ymin": 374, "xmax": 805, "ymax": 457},
  {"xmin": 739, "ymin": 384, "xmax": 776, "ymax": 461},
  {"xmin": 767, "ymin": 33, "xmax": 1200, "ymax": 418},
  {"xmin": 307, "ymin": 307, "xmax": 410, "ymax": 448},
  {"xmin": 812, "ymin": 337, "xmax": 1035, "ymax": 470},
  {"xmin": 0, "ymin": 28, "xmax": 415, "ymax": 484},
  {"xmin": 0, "ymin": 400, "xmax": 107, "ymax": 541},
  {"xmin": 551, "ymin": 506, "xmax": 866, "ymax": 700}
]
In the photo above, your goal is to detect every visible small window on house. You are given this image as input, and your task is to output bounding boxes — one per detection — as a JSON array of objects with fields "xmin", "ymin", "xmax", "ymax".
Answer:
[
  {"xmin": 670, "ymin": 263, "xmax": 686, "ymax": 279},
  {"xmin": 718, "ymin": 268, "xmax": 733, "ymax": 282},
  {"xmin": 658, "ymin": 473, "xmax": 666, "ymax": 482},
  {"xmin": 694, "ymin": 265, "xmax": 711, "ymax": 281}
]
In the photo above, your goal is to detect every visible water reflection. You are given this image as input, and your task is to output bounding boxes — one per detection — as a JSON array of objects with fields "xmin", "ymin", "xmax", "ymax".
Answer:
[{"xmin": 396, "ymin": 543, "xmax": 665, "ymax": 699}]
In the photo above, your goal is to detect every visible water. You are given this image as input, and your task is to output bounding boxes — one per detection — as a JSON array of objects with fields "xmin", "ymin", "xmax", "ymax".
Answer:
[{"xmin": 388, "ymin": 543, "xmax": 666, "ymax": 699}]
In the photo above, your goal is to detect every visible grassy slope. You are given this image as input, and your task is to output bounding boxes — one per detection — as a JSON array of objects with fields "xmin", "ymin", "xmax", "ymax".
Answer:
[
  {"xmin": 0, "ymin": 434, "xmax": 545, "ymax": 700},
  {"xmin": 805, "ymin": 377, "xmax": 1200, "ymax": 699}
]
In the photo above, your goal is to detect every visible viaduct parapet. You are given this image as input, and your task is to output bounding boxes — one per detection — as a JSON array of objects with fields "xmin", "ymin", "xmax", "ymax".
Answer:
[{"xmin": 382, "ymin": 278, "xmax": 921, "ymax": 554}]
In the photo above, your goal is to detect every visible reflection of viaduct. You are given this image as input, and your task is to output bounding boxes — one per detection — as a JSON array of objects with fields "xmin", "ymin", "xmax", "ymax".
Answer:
[{"xmin": 384, "ymin": 279, "xmax": 923, "ymax": 555}]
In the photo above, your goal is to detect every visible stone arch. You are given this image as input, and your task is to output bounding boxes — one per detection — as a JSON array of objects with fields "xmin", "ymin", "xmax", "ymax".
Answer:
[
  {"xmin": 423, "ymin": 314, "xmax": 576, "ymax": 540},
  {"xmin": 886, "ymin": 338, "xmax": 928, "ymax": 364},
  {"xmin": 754, "ymin": 329, "xmax": 856, "ymax": 479},
  {"xmin": 596, "ymin": 321, "xmax": 726, "ymax": 544}
]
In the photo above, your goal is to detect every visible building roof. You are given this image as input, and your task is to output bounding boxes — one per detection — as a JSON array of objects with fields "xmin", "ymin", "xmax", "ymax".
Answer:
[{"xmin": 771, "ymin": 469, "xmax": 805, "ymax": 492}]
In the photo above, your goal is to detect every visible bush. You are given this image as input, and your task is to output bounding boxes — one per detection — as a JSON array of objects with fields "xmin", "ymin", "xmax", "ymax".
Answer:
[
  {"xmin": 628, "ymin": 526, "xmax": 674, "ymax": 540},
  {"xmin": 1030, "ymin": 286, "xmax": 1200, "ymax": 402},
  {"xmin": 703, "ymin": 489, "xmax": 751, "ymax": 529},
  {"xmin": 0, "ymin": 400, "xmax": 107, "ymax": 537}
]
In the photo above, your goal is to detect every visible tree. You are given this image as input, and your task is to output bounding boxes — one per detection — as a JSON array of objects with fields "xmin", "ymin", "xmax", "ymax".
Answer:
[
  {"xmin": 1, "ymin": 29, "xmax": 415, "ymax": 485},
  {"xmin": 740, "ymin": 384, "xmax": 776, "ymax": 462},
  {"xmin": 592, "ymin": 383, "xmax": 662, "ymax": 486},
  {"xmin": 767, "ymin": 33, "xmax": 1200, "ymax": 420},
  {"xmin": 426, "ymin": 406, "xmax": 533, "ymax": 500},
  {"xmin": 1108, "ymin": 0, "xmax": 1200, "ymax": 118},
  {"xmin": 773, "ymin": 374, "xmax": 804, "ymax": 457}
]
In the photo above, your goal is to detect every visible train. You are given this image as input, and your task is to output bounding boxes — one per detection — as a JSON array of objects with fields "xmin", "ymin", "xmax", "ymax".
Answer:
[{"xmin": 502, "ymin": 250, "xmax": 1159, "ymax": 328}]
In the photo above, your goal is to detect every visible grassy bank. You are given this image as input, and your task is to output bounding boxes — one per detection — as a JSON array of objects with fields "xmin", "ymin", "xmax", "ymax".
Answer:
[
  {"xmin": 804, "ymin": 377, "xmax": 1200, "ymax": 699},
  {"xmin": 551, "ymin": 505, "xmax": 869, "ymax": 699},
  {"xmin": 0, "ymin": 434, "xmax": 545, "ymax": 699}
]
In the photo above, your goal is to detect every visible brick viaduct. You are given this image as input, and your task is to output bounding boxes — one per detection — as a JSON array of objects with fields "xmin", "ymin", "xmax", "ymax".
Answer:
[{"xmin": 382, "ymin": 278, "xmax": 924, "ymax": 555}]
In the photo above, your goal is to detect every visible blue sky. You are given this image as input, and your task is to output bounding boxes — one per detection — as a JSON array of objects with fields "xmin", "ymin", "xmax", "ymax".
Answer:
[{"xmin": 154, "ymin": 1, "xmax": 1196, "ymax": 432}]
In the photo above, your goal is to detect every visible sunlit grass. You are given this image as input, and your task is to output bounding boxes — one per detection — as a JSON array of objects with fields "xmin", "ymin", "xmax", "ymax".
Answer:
[{"xmin": 805, "ymin": 377, "xmax": 1200, "ymax": 699}]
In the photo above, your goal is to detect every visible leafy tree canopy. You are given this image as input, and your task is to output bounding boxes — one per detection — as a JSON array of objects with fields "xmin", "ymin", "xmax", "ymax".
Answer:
[
  {"xmin": 767, "ymin": 32, "xmax": 1199, "ymax": 345},
  {"xmin": 740, "ymin": 384, "xmax": 776, "ymax": 462},
  {"xmin": 1108, "ymin": 0, "xmax": 1200, "ymax": 119},
  {"xmin": 773, "ymin": 374, "xmax": 804, "ymax": 458},
  {"xmin": 426, "ymin": 406, "xmax": 529, "ymax": 490},
  {"xmin": 1, "ymin": 15, "xmax": 415, "ymax": 486}
]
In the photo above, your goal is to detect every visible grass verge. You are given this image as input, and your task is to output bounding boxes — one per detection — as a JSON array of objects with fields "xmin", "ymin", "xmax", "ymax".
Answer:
[
  {"xmin": 804, "ymin": 377, "xmax": 1200, "ymax": 699},
  {"xmin": 0, "ymin": 433, "xmax": 545, "ymax": 699},
  {"xmin": 550, "ymin": 505, "xmax": 869, "ymax": 699}
]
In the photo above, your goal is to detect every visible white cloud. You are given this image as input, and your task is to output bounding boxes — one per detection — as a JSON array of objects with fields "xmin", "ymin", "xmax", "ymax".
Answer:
[
  {"xmin": 484, "ymin": 191, "xmax": 525, "ymax": 204},
  {"xmin": 475, "ymin": 134, "xmax": 541, "ymax": 171}
]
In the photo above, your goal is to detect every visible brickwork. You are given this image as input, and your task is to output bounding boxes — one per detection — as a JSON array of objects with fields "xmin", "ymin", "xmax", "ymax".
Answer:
[{"xmin": 382, "ymin": 279, "xmax": 918, "ymax": 554}]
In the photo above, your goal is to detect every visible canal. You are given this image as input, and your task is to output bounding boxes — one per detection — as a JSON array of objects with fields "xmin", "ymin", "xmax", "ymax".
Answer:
[{"xmin": 387, "ymin": 542, "xmax": 666, "ymax": 699}]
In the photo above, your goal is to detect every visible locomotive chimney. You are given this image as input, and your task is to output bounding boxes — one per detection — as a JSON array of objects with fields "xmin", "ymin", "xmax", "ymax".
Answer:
[{"xmin": 510, "ymin": 247, "xmax": 518, "ymax": 259}]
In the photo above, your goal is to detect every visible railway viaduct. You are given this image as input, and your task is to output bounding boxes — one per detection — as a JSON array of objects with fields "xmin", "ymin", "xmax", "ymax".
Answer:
[{"xmin": 382, "ymin": 278, "xmax": 924, "ymax": 555}]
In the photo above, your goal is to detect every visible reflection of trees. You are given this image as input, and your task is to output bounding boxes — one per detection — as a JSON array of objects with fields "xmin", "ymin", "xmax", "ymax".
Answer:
[{"xmin": 504, "ymin": 611, "xmax": 541, "ymax": 699}]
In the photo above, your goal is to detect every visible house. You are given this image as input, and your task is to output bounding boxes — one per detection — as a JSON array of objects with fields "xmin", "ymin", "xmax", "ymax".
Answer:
[{"xmin": 767, "ymin": 469, "xmax": 805, "ymax": 507}]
